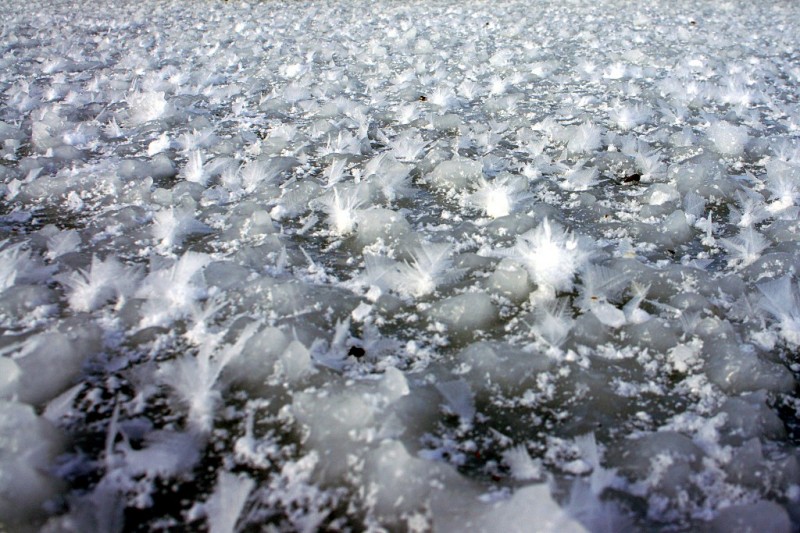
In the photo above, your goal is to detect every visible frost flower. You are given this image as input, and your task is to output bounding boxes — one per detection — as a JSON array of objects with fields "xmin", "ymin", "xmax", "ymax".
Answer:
[
  {"xmin": 237, "ymin": 158, "xmax": 283, "ymax": 193},
  {"xmin": 609, "ymin": 104, "xmax": 651, "ymax": 131},
  {"xmin": 467, "ymin": 175, "xmax": 531, "ymax": 219},
  {"xmin": 152, "ymin": 207, "xmax": 212, "ymax": 251},
  {"xmin": 157, "ymin": 323, "xmax": 258, "ymax": 434},
  {"xmin": 205, "ymin": 472, "xmax": 255, "ymax": 533},
  {"xmin": 364, "ymin": 242, "xmax": 465, "ymax": 298},
  {"xmin": 319, "ymin": 186, "xmax": 364, "ymax": 236},
  {"xmin": 567, "ymin": 122, "xmax": 602, "ymax": 154},
  {"xmin": 182, "ymin": 150, "xmax": 209, "ymax": 186},
  {"xmin": 529, "ymin": 298, "xmax": 574, "ymax": 349},
  {"xmin": 57, "ymin": 256, "xmax": 141, "ymax": 312},
  {"xmin": 137, "ymin": 252, "xmax": 211, "ymax": 328},
  {"xmin": 757, "ymin": 276, "xmax": 800, "ymax": 346},
  {"xmin": 388, "ymin": 132, "xmax": 429, "ymax": 161},
  {"xmin": 0, "ymin": 241, "xmax": 55, "ymax": 291},
  {"xmin": 719, "ymin": 227, "xmax": 768, "ymax": 269},
  {"xmin": 501, "ymin": 218, "xmax": 592, "ymax": 297},
  {"xmin": 394, "ymin": 242, "xmax": 463, "ymax": 297},
  {"xmin": 126, "ymin": 91, "xmax": 170, "ymax": 125}
]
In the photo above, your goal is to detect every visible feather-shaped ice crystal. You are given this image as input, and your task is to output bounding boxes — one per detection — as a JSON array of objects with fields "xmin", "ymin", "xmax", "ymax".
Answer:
[
  {"xmin": 529, "ymin": 298, "xmax": 574, "ymax": 348},
  {"xmin": 720, "ymin": 227, "xmax": 769, "ymax": 269},
  {"xmin": 501, "ymin": 218, "xmax": 592, "ymax": 297},
  {"xmin": 393, "ymin": 242, "xmax": 464, "ymax": 298},
  {"xmin": 205, "ymin": 471, "xmax": 255, "ymax": 533},
  {"xmin": 137, "ymin": 252, "xmax": 211, "ymax": 329},
  {"xmin": 502, "ymin": 445, "xmax": 542, "ymax": 481},
  {"xmin": 757, "ymin": 276, "xmax": 800, "ymax": 346},
  {"xmin": 157, "ymin": 323, "xmax": 258, "ymax": 433},
  {"xmin": 56, "ymin": 256, "xmax": 140, "ymax": 312},
  {"xmin": 467, "ymin": 175, "xmax": 531, "ymax": 218},
  {"xmin": 152, "ymin": 207, "xmax": 212, "ymax": 250},
  {"xmin": 126, "ymin": 91, "xmax": 170, "ymax": 125},
  {"xmin": 319, "ymin": 186, "xmax": 364, "ymax": 236},
  {"xmin": 0, "ymin": 241, "xmax": 55, "ymax": 291},
  {"xmin": 364, "ymin": 242, "xmax": 464, "ymax": 298}
]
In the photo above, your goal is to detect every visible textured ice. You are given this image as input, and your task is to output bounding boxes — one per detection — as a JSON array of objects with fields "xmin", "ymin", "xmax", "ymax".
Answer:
[{"xmin": 2, "ymin": 0, "xmax": 800, "ymax": 531}]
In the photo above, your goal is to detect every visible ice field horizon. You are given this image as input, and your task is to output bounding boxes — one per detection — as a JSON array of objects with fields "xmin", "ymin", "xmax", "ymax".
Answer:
[{"xmin": 2, "ymin": 0, "xmax": 800, "ymax": 531}]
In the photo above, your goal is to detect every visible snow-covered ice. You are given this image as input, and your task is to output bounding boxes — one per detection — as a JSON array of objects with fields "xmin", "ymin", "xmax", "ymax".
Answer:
[{"xmin": 2, "ymin": 0, "xmax": 800, "ymax": 531}]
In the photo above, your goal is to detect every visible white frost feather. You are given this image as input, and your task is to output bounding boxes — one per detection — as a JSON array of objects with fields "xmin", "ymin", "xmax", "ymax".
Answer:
[{"xmin": 205, "ymin": 471, "xmax": 255, "ymax": 533}]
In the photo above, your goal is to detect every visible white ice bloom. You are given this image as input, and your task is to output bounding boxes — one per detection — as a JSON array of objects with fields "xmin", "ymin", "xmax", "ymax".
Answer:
[
  {"xmin": 387, "ymin": 131, "xmax": 429, "ymax": 161},
  {"xmin": 152, "ymin": 207, "xmax": 212, "ymax": 250},
  {"xmin": 729, "ymin": 190, "xmax": 768, "ymax": 228},
  {"xmin": 609, "ymin": 104, "xmax": 651, "ymax": 131},
  {"xmin": 501, "ymin": 218, "xmax": 592, "ymax": 296},
  {"xmin": 158, "ymin": 322, "xmax": 258, "ymax": 433},
  {"xmin": 429, "ymin": 85, "xmax": 459, "ymax": 111},
  {"xmin": 45, "ymin": 229, "xmax": 81, "ymax": 260},
  {"xmin": 532, "ymin": 116, "xmax": 560, "ymax": 140},
  {"xmin": 622, "ymin": 282, "xmax": 651, "ymax": 324},
  {"xmin": 136, "ymin": 252, "xmax": 211, "ymax": 329},
  {"xmin": 393, "ymin": 242, "xmax": 464, "ymax": 298},
  {"xmin": 757, "ymin": 276, "xmax": 800, "ymax": 346},
  {"xmin": 236, "ymin": 158, "xmax": 282, "ymax": 193},
  {"xmin": 268, "ymin": 123, "xmax": 298, "ymax": 143},
  {"xmin": 147, "ymin": 132, "xmax": 171, "ymax": 156},
  {"xmin": 567, "ymin": 122, "xmax": 603, "ymax": 154},
  {"xmin": 522, "ymin": 136, "xmax": 547, "ymax": 159},
  {"xmin": 458, "ymin": 79, "xmax": 482, "ymax": 100},
  {"xmin": 362, "ymin": 254, "xmax": 400, "ymax": 293},
  {"xmin": 720, "ymin": 227, "xmax": 769, "ymax": 269},
  {"xmin": 205, "ymin": 472, "xmax": 255, "ymax": 533},
  {"xmin": 718, "ymin": 78, "xmax": 756, "ymax": 107},
  {"xmin": 0, "ymin": 241, "xmax": 54, "ymax": 291},
  {"xmin": 603, "ymin": 62, "xmax": 627, "ymax": 80},
  {"xmin": 126, "ymin": 91, "xmax": 170, "ymax": 125},
  {"xmin": 502, "ymin": 445, "xmax": 542, "ymax": 481},
  {"xmin": 574, "ymin": 433, "xmax": 618, "ymax": 496},
  {"xmin": 467, "ymin": 175, "xmax": 531, "ymax": 218},
  {"xmin": 577, "ymin": 59, "xmax": 597, "ymax": 76},
  {"xmin": 319, "ymin": 130, "xmax": 362, "ymax": 156},
  {"xmin": 185, "ymin": 298, "xmax": 228, "ymax": 346},
  {"xmin": 528, "ymin": 298, "xmax": 574, "ymax": 348},
  {"xmin": 182, "ymin": 150, "xmax": 209, "ymax": 186},
  {"xmin": 395, "ymin": 102, "xmax": 421, "ymax": 124},
  {"xmin": 682, "ymin": 192, "xmax": 707, "ymax": 223},
  {"xmin": 367, "ymin": 162, "xmax": 413, "ymax": 204},
  {"xmin": 364, "ymin": 242, "xmax": 464, "ymax": 298},
  {"xmin": 158, "ymin": 350, "xmax": 222, "ymax": 434},
  {"xmin": 488, "ymin": 75, "xmax": 508, "ymax": 96},
  {"xmin": 363, "ymin": 152, "xmax": 391, "ymax": 179},
  {"xmin": 560, "ymin": 161, "xmax": 599, "ymax": 192},
  {"xmin": 179, "ymin": 128, "xmax": 218, "ymax": 153},
  {"xmin": 707, "ymin": 120, "xmax": 749, "ymax": 157},
  {"xmin": 56, "ymin": 256, "xmax": 140, "ymax": 312},
  {"xmin": 436, "ymin": 380, "xmax": 475, "ymax": 422},
  {"xmin": 577, "ymin": 265, "xmax": 627, "ymax": 327},
  {"xmin": 324, "ymin": 157, "xmax": 348, "ymax": 188},
  {"xmin": 319, "ymin": 186, "xmax": 364, "ymax": 236},
  {"xmin": 633, "ymin": 149, "xmax": 666, "ymax": 180},
  {"xmin": 765, "ymin": 162, "xmax": 800, "ymax": 216},
  {"xmin": 103, "ymin": 117, "xmax": 123, "ymax": 139}
]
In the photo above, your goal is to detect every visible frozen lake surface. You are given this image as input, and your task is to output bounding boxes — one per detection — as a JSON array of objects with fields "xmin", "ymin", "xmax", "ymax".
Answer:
[{"xmin": 2, "ymin": 0, "xmax": 800, "ymax": 531}]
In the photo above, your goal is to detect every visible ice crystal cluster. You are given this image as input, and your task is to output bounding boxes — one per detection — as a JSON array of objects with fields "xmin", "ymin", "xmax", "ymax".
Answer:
[{"xmin": 2, "ymin": 0, "xmax": 800, "ymax": 531}]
